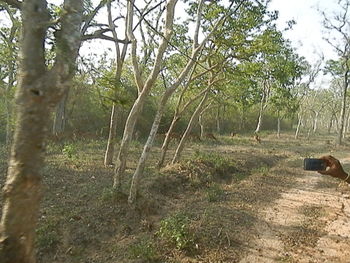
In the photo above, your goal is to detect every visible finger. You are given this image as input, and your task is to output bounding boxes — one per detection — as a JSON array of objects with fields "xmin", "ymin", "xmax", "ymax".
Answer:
[
  {"xmin": 319, "ymin": 156, "xmax": 332, "ymax": 166},
  {"xmin": 327, "ymin": 155, "xmax": 339, "ymax": 162}
]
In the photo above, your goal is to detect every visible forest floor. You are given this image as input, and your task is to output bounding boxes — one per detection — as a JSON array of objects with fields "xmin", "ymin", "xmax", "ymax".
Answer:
[{"xmin": 1, "ymin": 132, "xmax": 350, "ymax": 262}]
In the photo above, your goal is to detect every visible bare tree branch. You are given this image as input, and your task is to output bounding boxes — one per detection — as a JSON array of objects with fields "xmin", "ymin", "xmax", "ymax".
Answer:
[
  {"xmin": 82, "ymin": 28, "xmax": 130, "ymax": 43},
  {"xmin": 81, "ymin": 0, "xmax": 107, "ymax": 34}
]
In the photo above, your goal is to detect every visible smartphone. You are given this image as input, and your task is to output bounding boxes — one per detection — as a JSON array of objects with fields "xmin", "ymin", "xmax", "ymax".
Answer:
[{"xmin": 303, "ymin": 158, "xmax": 326, "ymax": 171}]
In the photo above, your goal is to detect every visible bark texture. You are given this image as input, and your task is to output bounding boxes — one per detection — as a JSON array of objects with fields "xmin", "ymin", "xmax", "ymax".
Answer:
[{"xmin": 0, "ymin": 1, "xmax": 83, "ymax": 262}]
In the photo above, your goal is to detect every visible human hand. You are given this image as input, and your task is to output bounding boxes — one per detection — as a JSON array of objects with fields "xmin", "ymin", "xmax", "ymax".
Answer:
[{"xmin": 317, "ymin": 155, "xmax": 348, "ymax": 180}]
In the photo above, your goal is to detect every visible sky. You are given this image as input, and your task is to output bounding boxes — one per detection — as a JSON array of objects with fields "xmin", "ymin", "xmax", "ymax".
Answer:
[
  {"xmin": 3, "ymin": 0, "xmax": 341, "ymax": 87},
  {"xmin": 42, "ymin": 0, "xmax": 342, "ymax": 66},
  {"xmin": 269, "ymin": 0, "xmax": 340, "ymax": 64}
]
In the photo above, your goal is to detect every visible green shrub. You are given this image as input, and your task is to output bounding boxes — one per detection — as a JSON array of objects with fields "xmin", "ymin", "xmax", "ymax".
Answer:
[
  {"xmin": 206, "ymin": 183, "xmax": 225, "ymax": 202},
  {"xmin": 62, "ymin": 143, "xmax": 77, "ymax": 159},
  {"xmin": 157, "ymin": 213, "xmax": 194, "ymax": 250},
  {"xmin": 193, "ymin": 151, "xmax": 233, "ymax": 170},
  {"xmin": 128, "ymin": 238, "xmax": 159, "ymax": 262}
]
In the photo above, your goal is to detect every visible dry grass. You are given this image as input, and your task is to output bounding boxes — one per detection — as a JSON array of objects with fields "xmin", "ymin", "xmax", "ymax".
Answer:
[{"xmin": 0, "ymin": 132, "xmax": 346, "ymax": 262}]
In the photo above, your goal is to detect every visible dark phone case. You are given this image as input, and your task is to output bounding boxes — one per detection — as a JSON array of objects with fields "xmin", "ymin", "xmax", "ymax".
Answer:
[{"xmin": 303, "ymin": 158, "xmax": 326, "ymax": 171}]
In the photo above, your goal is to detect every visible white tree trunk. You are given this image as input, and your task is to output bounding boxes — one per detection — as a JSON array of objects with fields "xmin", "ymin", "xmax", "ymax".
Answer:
[
  {"xmin": 52, "ymin": 92, "xmax": 68, "ymax": 136},
  {"xmin": 312, "ymin": 111, "xmax": 319, "ymax": 133},
  {"xmin": 199, "ymin": 114, "xmax": 204, "ymax": 139},
  {"xmin": 157, "ymin": 84, "xmax": 208, "ymax": 168},
  {"xmin": 103, "ymin": 1, "xmax": 129, "ymax": 166},
  {"xmin": 113, "ymin": 0, "xmax": 178, "ymax": 189},
  {"xmin": 129, "ymin": 89, "xmax": 173, "ymax": 203},
  {"xmin": 255, "ymin": 95, "xmax": 267, "ymax": 133},
  {"xmin": 277, "ymin": 117, "xmax": 281, "ymax": 138},
  {"xmin": 128, "ymin": 0, "xmax": 214, "ymax": 202},
  {"xmin": 216, "ymin": 105, "xmax": 221, "ymax": 134},
  {"xmin": 338, "ymin": 75, "xmax": 348, "ymax": 145},
  {"xmin": 255, "ymin": 112, "xmax": 263, "ymax": 133},
  {"xmin": 172, "ymin": 90, "xmax": 210, "ymax": 164},
  {"xmin": 104, "ymin": 104, "xmax": 119, "ymax": 166},
  {"xmin": 255, "ymin": 82, "xmax": 270, "ymax": 133},
  {"xmin": 295, "ymin": 113, "xmax": 302, "ymax": 139}
]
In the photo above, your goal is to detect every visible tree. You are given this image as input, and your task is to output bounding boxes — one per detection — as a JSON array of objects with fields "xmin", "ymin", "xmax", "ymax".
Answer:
[
  {"xmin": 104, "ymin": 0, "xmax": 130, "ymax": 166},
  {"xmin": 157, "ymin": 66, "xmax": 212, "ymax": 168},
  {"xmin": 113, "ymin": 0, "xmax": 178, "ymax": 190},
  {"xmin": 128, "ymin": 0, "xmax": 212, "ymax": 203},
  {"xmin": 293, "ymin": 60, "xmax": 321, "ymax": 139},
  {"xmin": 0, "ymin": 3, "xmax": 20, "ymax": 146},
  {"xmin": 321, "ymin": 0, "xmax": 350, "ymax": 144},
  {"xmin": 51, "ymin": 0, "xmax": 107, "ymax": 138},
  {"xmin": 268, "ymin": 46, "xmax": 305, "ymax": 137},
  {"xmin": 0, "ymin": 0, "xmax": 83, "ymax": 262}
]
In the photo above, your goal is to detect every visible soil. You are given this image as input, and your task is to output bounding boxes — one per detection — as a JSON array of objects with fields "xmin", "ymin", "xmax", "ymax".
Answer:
[
  {"xmin": 1, "ymin": 133, "xmax": 350, "ymax": 262},
  {"xmin": 239, "ymin": 167, "xmax": 350, "ymax": 263}
]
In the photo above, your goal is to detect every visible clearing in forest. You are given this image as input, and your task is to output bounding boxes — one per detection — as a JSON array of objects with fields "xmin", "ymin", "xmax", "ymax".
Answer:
[{"xmin": 0, "ymin": 133, "xmax": 349, "ymax": 262}]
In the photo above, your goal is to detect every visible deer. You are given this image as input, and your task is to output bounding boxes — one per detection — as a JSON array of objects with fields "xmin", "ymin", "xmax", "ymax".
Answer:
[
  {"xmin": 230, "ymin": 132, "xmax": 236, "ymax": 137},
  {"xmin": 188, "ymin": 133, "xmax": 201, "ymax": 141},
  {"xmin": 204, "ymin": 133, "xmax": 218, "ymax": 140}
]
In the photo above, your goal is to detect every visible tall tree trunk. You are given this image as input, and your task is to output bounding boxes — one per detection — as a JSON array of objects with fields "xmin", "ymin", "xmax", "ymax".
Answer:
[
  {"xmin": 255, "ymin": 82, "xmax": 270, "ymax": 133},
  {"xmin": 0, "ymin": 1, "xmax": 83, "ymax": 262},
  {"xmin": 216, "ymin": 105, "xmax": 221, "ymax": 134},
  {"xmin": 255, "ymin": 98, "xmax": 267, "ymax": 133},
  {"xmin": 129, "ymin": 89, "xmax": 173, "ymax": 203},
  {"xmin": 52, "ymin": 92, "xmax": 68, "ymax": 136},
  {"xmin": 312, "ymin": 111, "xmax": 319, "ymax": 133},
  {"xmin": 158, "ymin": 114, "xmax": 180, "ymax": 168},
  {"xmin": 328, "ymin": 113, "xmax": 334, "ymax": 134},
  {"xmin": 255, "ymin": 111, "xmax": 263, "ymax": 133},
  {"xmin": 155, "ymin": 0, "xmax": 230, "ymax": 169},
  {"xmin": 277, "ymin": 116, "xmax": 281, "ymax": 138},
  {"xmin": 346, "ymin": 107, "xmax": 350, "ymax": 135},
  {"xmin": 338, "ymin": 72, "xmax": 348, "ymax": 145},
  {"xmin": 113, "ymin": 0, "xmax": 178, "ymax": 190},
  {"xmin": 113, "ymin": 94, "xmax": 146, "ymax": 189},
  {"xmin": 172, "ymin": 89, "xmax": 209, "ymax": 164},
  {"xmin": 103, "ymin": 0, "xmax": 129, "ymax": 166},
  {"xmin": 199, "ymin": 114, "xmax": 204, "ymax": 139},
  {"xmin": 343, "ymin": 105, "xmax": 350, "ymax": 137},
  {"xmin": 128, "ymin": 0, "xmax": 211, "ymax": 198},
  {"xmin": 104, "ymin": 103, "xmax": 119, "ymax": 166},
  {"xmin": 295, "ymin": 113, "xmax": 302, "ymax": 139},
  {"xmin": 198, "ymin": 102, "xmax": 211, "ymax": 139},
  {"xmin": 157, "ymin": 85, "xmax": 208, "ymax": 168}
]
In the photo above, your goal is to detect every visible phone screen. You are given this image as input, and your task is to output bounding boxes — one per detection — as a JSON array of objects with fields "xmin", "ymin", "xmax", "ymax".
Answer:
[{"xmin": 303, "ymin": 158, "xmax": 326, "ymax": 171}]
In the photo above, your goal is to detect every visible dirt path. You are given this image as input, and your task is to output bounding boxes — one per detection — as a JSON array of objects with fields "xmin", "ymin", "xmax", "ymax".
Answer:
[{"xmin": 239, "ymin": 166, "xmax": 350, "ymax": 263}]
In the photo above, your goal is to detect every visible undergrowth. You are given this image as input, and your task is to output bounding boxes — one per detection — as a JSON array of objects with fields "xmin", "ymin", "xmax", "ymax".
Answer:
[{"xmin": 157, "ymin": 213, "xmax": 196, "ymax": 251}]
